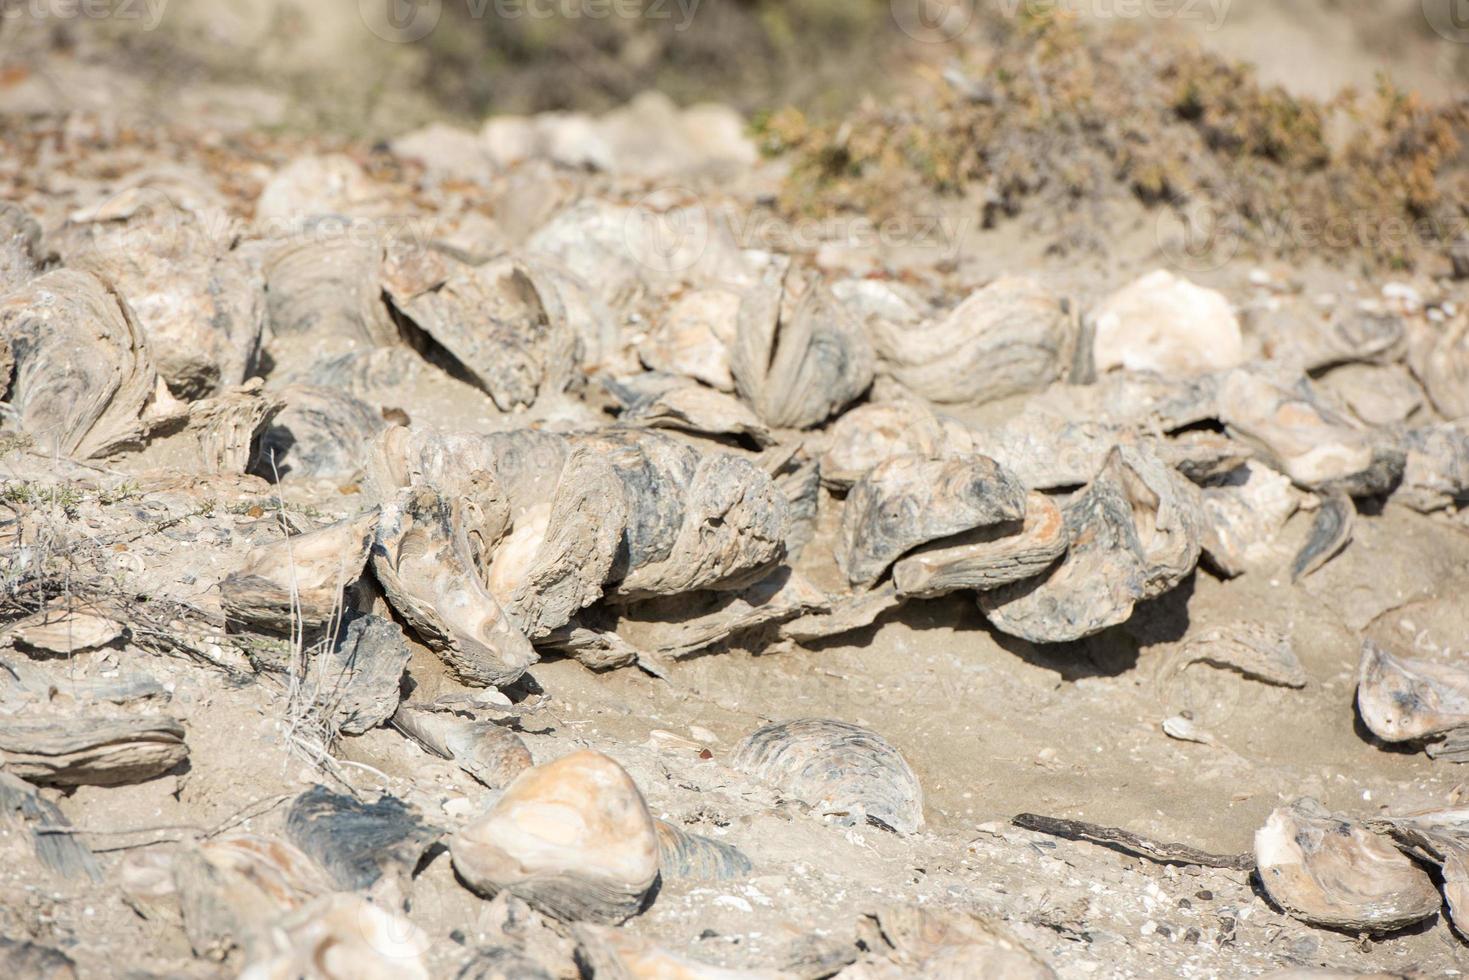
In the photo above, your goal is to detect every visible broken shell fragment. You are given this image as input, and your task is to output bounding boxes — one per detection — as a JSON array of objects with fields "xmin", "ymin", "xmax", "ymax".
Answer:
[
  {"xmin": 1164, "ymin": 623, "xmax": 1308, "ymax": 690},
  {"xmin": 818, "ymin": 401, "xmax": 972, "ymax": 490},
  {"xmin": 893, "ymin": 492, "xmax": 1067, "ymax": 598},
  {"xmin": 0, "ymin": 269, "xmax": 158, "ymax": 459},
  {"xmin": 980, "ymin": 445, "xmax": 1203, "ymax": 644},
  {"xmin": 1291, "ymin": 492, "xmax": 1355, "ymax": 582},
  {"xmin": 870, "ymin": 276, "xmax": 1074, "ymax": 405},
  {"xmin": 655, "ymin": 820, "xmax": 754, "ymax": 882},
  {"xmin": 0, "ymin": 715, "xmax": 187, "ymax": 786},
  {"xmin": 221, "ymin": 511, "xmax": 379, "ymax": 636},
  {"xmin": 450, "ymin": 749, "xmax": 660, "ymax": 923},
  {"xmin": 256, "ymin": 385, "xmax": 387, "ymax": 482},
  {"xmin": 8, "ymin": 606, "xmax": 124, "ymax": 656},
  {"xmin": 837, "ymin": 454, "xmax": 1027, "ymax": 588},
  {"xmin": 284, "ymin": 786, "xmax": 441, "ymax": 900},
  {"xmin": 1201, "ymin": 462, "xmax": 1300, "ymax": 577},
  {"xmin": 306, "ymin": 613, "xmax": 411, "ymax": 736},
  {"xmin": 621, "ymin": 383, "xmax": 774, "ymax": 448},
  {"xmin": 371, "ymin": 488, "xmax": 538, "ymax": 688},
  {"xmin": 1092, "ymin": 269, "xmax": 1243, "ymax": 376},
  {"xmin": 1254, "ymin": 799, "xmax": 1440, "ymax": 932},
  {"xmin": 639, "ymin": 288, "xmax": 740, "ymax": 391},
  {"xmin": 1356, "ymin": 640, "xmax": 1469, "ymax": 745},
  {"xmin": 391, "ymin": 704, "xmax": 533, "ymax": 788},
  {"xmin": 730, "ymin": 262, "xmax": 875, "ymax": 429},
  {"xmin": 238, "ymin": 893, "xmax": 430, "ymax": 980},
  {"xmin": 732, "ymin": 719, "xmax": 924, "ymax": 835},
  {"xmin": 1396, "ymin": 422, "xmax": 1469, "ymax": 513}
]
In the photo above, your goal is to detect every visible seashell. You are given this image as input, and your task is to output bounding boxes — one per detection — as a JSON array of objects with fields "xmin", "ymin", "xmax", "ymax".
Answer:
[
  {"xmin": 371, "ymin": 488, "xmax": 538, "ymax": 688},
  {"xmin": 57, "ymin": 191, "xmax": 263, "ymax": 399},
  {"xmin": 766, "ymin": 445, "xmax": 821, "ymax": 558},
  {"xmin": 1356, "ymin": 640, "xmax": 1469, "ymax": 745},
  {"xmin": 730, "ymin": 261, "xmax": 875, "ymax": 430},
  {"xmin": 731, "ymin": 719, "xmax": 924, "ymax": 835},
  {"xmin": 1366, "ymin": 807, "xmax": 1469, "ymax": 934},
  {"xmin": 613, "ymin": 567, "xmax": 828, "ymax": 660},
  {"xmin": 1291, "ymin": 492, "xmax": 1354, "ymax": 581},
  {"xmin": 1163, "ymin": 623, "xmax": 1308, "ymax": 690},
  {"xmin": 1396, "ymin": 422, "xmax": 1469, "ymax": 513},
  {"xmin": 893, "ymin": 491, "xmax": 1067, "ymax": 598},
  {"xmin": 0, "ymin": 938, "xmax": 76, "ymax": 980},
  {"xmin": 264, "ymin": 236, "xmax": 397, "ymax": 349},
  {"xmin": 306, "ymin": 614, "xmax": 411, "ymax": 736},
  {"xmin": 818, "ymin": 401, "xmax": 973, "ymax": 490},
  {"xmin": 256, "ymin": 385, "xmax": 387, "ymax": 482},
  {"xmin": 966, "ymin": 411, "xmax": 1122, "ymax": 491},
  {"xmin": 1216, "ymin": 370, "xmax": 1403, "ymax": 496},
  {"xmin": 1258, "ymin": 302, "xmax": 1407, "ymax": 374},
  {"xmin": 1318, "ymin": 363, "xmax": 1423, "ymax": 428},
  {"xmin": 639, "ymin": 289, "xmax": 741, "ymax": 391},
  {"xmin": 0, "ymin": 714, "xmax": 186, "ymax": 786},
  {"xmin": 456, "ymin": 947, "xmax": 556, "ymax": 980},
  {"xmin": 839, "ymin": 906, "xmax": 1056, "ymax": 980},
  {"xmin": 838, "ymin": 455, "xmax": 1028, "ymax": 588},
  {"xmin": 780, "ymin": 582, "xmax": 904, "ymax": 645},
  {"xmin": 391, "ymin": 257, "xmax": 577, "ymax": 411},
  {"xmin": 285, "ymin": 786, "xmax": 441, "ymax": 899},
  {"xmin": 238, "ymin": 893, "xmax": 430, "ymax": 980},
  {"xmin": 0, "ymin": 202, "xmax": 42, "ymax": 295},
  {"xmin": 0, "ymin": 269, "xmax": 158, "ymax": 459},
  {"xmin": 1091, "ymin": 269, "xmax": 1243, "ymax": 376},
  {"xmin": 622, "ymin": 383, "xmax": 774, "ymax": 448},
  {"xmin": 193, "ymin": 834, "xmax": 331, "ymax": 915},
  {"xmin": 1201, "ymin": 462, "xmax": 1300, "ymax": 577},
  {"xmin": 1254, "ymin": 799, "xmax": 1440, "ymax": 932},
  {"xmin": 222, "ymin": 511, "xmax": 379, "ymax": 636},
  {"xmin": 0, "ymin": 771, "xmax": 101, "ymax": 881},
  {"xmin": 1154, "ymin": 430, "xmax": 1252, "ymax": 485},
  {"xmin": 450, "ymin": 749, "xmax": 661, "ymax": 923},
  {"xmin": 577, "ymin": 925, "xmax": 792, "ymax": 979},
  {"xmin": 288, "ymin": 346, "xmax": 428, "ymax": 401},
  {"xmin": 184, "ymin": 379, "xmax": 283, "ymax": 475},
  {"xmin": 391, "ymin": 704, "xmax": 533, "ymax": 788},
  {"xmin": 869, "ymin": 276, "xmax": 1074, "ymax": 405},
  {"xmin": 654, "ymin": 819, "xmax": 753, "ymax": 882},
  {"xmin": 0, "ymin": 658, "xmax": 165, "ymax": 709},
  {"xmin": 980, "ymin": 445, "xmax": 1203, "ymax": 644},
  {"xmin": 1410, "ymin": 308, "xmax": 1469, "ymax": 419},
  {"xmin": 8, "ymin": 606, "xmax": 124, "ymax": 655}
]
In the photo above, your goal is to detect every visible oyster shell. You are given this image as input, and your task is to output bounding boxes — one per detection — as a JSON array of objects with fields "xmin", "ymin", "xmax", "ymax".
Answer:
[
  {"xmin": 655, "ymin": 819, "xmax": 754, "ymax": 882},
  {"xmin": 818, "ymin": 401, "xmax": 972, "ymax": 490},
  {"xmin": 838, "ymin": 906, "xmax": 1056, "ymax": 980},
  {"xmin": 371, "ymin": 488, "xmax": 538, "ymax": 688},
  {"xmin": 0, "ymin": 771, "xmax": 101, "ymax": 882},
  {"xmin": 305, "ymin": 614, "xmax": 411, "ymax": 736},
  {"xmin": 870, "ymin": 276, "xmax": 1074, "ymax": 405},
  {"xmin": 837, "ymin": 454, "xmax": 1027, "ymax": 588},
  {"xmin": 780, "ymin": 583, "xmax": 904, "ymax": 645},
  {"xmin": 621, "ymin": 383, "xmax": 774, "ymax": 448},
  {"xmin": 253, "ymin": 154, "xmax": 392, "ymax": 229},
  {"xmin": 285, "ymin": 786, "xmax": 441, "ymax": 900},
  {"xmin": 0, "ymin": 202, "xmax": 42, "ymax": 294},
  {"xmin": 1092, "ymin": 269, "xmax": 1243, "ymax": 376},
  {"xmin": 1410, "ymin": 308, "xmax": 1469, "ymax": 419},
  {"xmin": 1254, "ymin": 799, "xmax": 1440, "ymax": 932},
  {"xmin": 391, "ymin": 704, "xmax": 533, "ymax": 788},
  {"xmin": 256, "ymin": 385, "xmax": 387, "ymax": 482},
  {"xmin": 730, "ymin": 261, "xmax": 875, "ymax": 429},
  {"xmin": 893, "ymin": 491, "xmax": 1067, "ymax": 598},
  {"xmin": 639, "ymin": 289, "xmax": 740, "ymax": 391},
  {"xmin": 186, "ymin": 379, "xmax": 283, "ymax": 475},
  {"xmin": 1162, "ymin": 623, "xmax": 1308, "ymax": 690},
  {"xmin": 1201, "ymin": 462, "xmax": 1300, "ymax": 577},
  {"xmin": 238, "ymin": 893, "xmax": 430, "ymax": 980},
  {"xmin": 264, "ymin": 236, "xmax": 397, "ymax": 348},
  {"xmin": 0, "ymin": 714, "xmax": 187, "ymax": 786},
  {"xmin": 577, "ymin": 926, "xmax": 790, "ymax": 980},
  {"xmin": 0, "ymin": 269, "xmax": 158, "ymax": 459},
  {"xmin": 1291, "ymin": 492, "xmax": 1355, "ymax": 582},
  {"xmin": 1356, "ymin": 640, "xmax": 1469, "ymax": 745},
  {"xmin": 221, "ymin": 511, "xmax": 379, "ymax": 636},
  {"xmin": 980, "ymin": 445, "xmax": 1203, "ymax": 644},
  {"xmin": 450, "ymin": 749, "xmax": 661, "ymax": 923},
  {"xmin": 1367, "ymin": 807, "xmax": 1469, "ymax": 934},
  {"xmin": 1396, "ymin": 422, "xmax": 1469, "ymax": 513},
  {"xmin": 731, "ymin": 719, "xmax": 924, "ymax": 835}
]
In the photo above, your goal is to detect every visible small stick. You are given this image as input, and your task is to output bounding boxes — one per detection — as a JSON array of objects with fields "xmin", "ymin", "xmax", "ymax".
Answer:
[{"xmin": 1013, "ymin": 813, "xmax": 1255, "ymax": 871}]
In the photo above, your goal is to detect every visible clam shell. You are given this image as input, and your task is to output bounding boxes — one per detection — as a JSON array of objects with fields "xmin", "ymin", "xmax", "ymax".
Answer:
[
  {"xmin": 0, "ymin": 714, "xmax": 186, "ymax": 787},
  {"xmin": 870, "ymin": 276, "xmax": 1074, "ymax": 405},
  {"xmin": 0, "ymin": 269, "xmax": 157, "ymax": 459},
  {"xmin": 731, "ymin": 719, "xmax": 924, "ymax": 835},
  {"xmin": 285, "ymin": 785, "xmax": 441, "ymax": 897},
  {"xmin": 893, "ymin": 491, "xmax": 1067, "ymax": 598},
  {"xmin": 371, "ymin": 488, "xmax": 537, "ymax": 688},
  {"xmin": 1254, "ymin": 799, "xmax": 1440, "ymax": 932},
  {"xmin": 238, "ymin": 893, "xmax": 430, "ymax": 980},
  {"xmin": 391, "ymin": 704, "xmax": 533, "ymax": 788},
  {"xmin": 257, "ymin": 385, "xmax": 387, "ymax": 482},
  {"xmin": 980, "ymin": 445, "xmax": 1203, "ymax": 644},
  {"xmin": 655, "ymin": 820, "xmax": 754, "ymax": 882},
  {"xmin": 306, "ymin": 613, "xmax": 411, "ymax": 736},
  {"xmin": 730, "ymin": 261, "xmax": 875, "ymax": 429},
  {"xmin": 221, "ymin": 511, "xmax": 379, "ymax": 637},
  {"xmin": 1356, "ymin": 640, "xmax": 1469, "ymax": 744},
  {"xmin": 449, "ymin": 749, "xmax": 661, "ymax": 923},
  {"xmin": 837, "ymin": 454, "xmax": 1027, "ymax": 588},
  {"xmin": 1092, "ymin": 270, "xmax": 1242, "ymax": 376}
]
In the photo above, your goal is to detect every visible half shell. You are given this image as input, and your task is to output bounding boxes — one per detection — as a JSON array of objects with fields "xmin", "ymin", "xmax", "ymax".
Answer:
[
  {"xmin": 1356, "ymin": 640, "xmax": 1469, "ymax": 744},
  {"xmin": 221, "ymin": 511, "xmax": 379, "ymax": 636},
  {"xmin": 893, "ymin": 492, "xmax": 1066, "ymax": 598}
]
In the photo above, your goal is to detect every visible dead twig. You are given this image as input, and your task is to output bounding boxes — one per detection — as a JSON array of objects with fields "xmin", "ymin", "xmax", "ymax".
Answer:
[{"xmin": 1012, "ymin": 812, "xmax": 1256, "ymax": 871}]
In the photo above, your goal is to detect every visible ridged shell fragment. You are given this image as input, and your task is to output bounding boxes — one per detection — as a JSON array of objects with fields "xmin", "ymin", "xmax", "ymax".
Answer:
[
  {"xmin": 0, "ymin": 715, "xmax": 187, "ymax": 787},
  {"xmin": 450, "ymin": 750, "xmax": 661, "ymax": 923},
  {"xmin": 893, "ymin": 491, "xmax": 1067, "ymax": 598},
  {"xmin": 221, "ymin": 511, "xmax": 379, "ymax": 636},
  {"xmin": 732, "ymin": 719, "xmax": 924, "ymax": 835}
]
